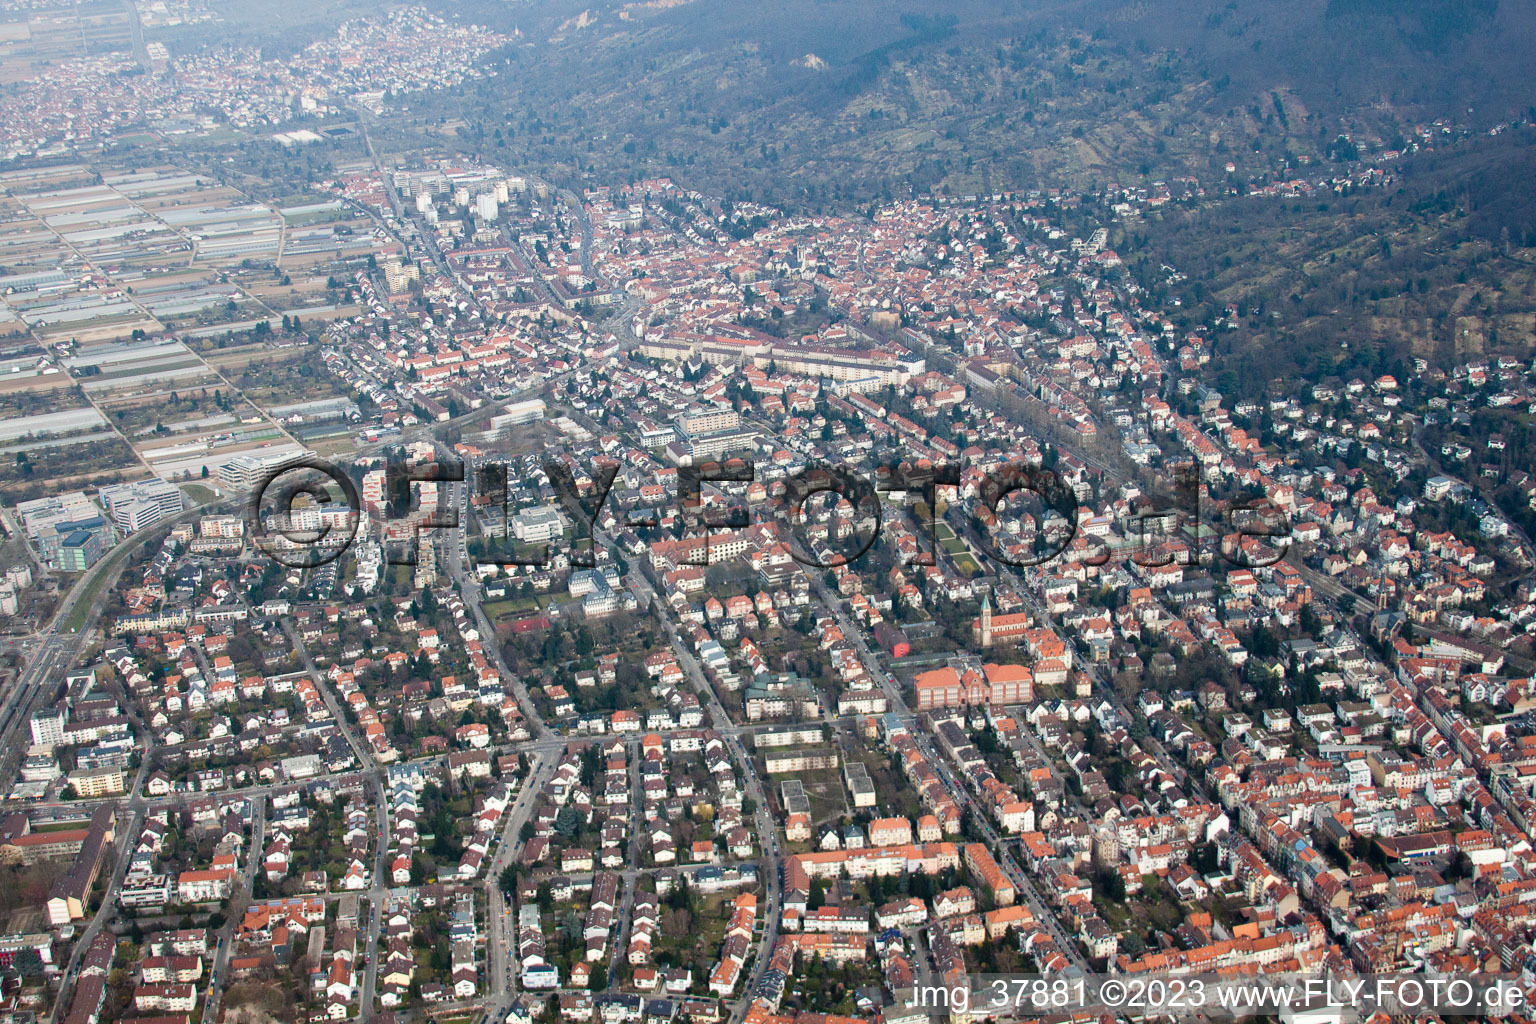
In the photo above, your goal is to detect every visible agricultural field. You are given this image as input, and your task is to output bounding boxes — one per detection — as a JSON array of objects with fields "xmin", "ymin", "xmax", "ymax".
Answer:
[
  {"xmin": 53, "ymin": 336, "xmax": 308, "ymax": 483},
  {"xmin": 209, "ymin": 342, "xmax": 354, "ymax": 411},
  {"xmin": 0, "ymin": 3, "xmax": 131, "ymax": 85},
  {"xmin": 0, "ymin": 166, "xmax": 394, "ymax": 349},
  {"xmin": 0, "ymin": 433, "xmax": 142, "ymax": 500}
]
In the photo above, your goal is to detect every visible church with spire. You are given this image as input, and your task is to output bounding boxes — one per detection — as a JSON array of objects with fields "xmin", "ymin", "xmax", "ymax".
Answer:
[{"xmin": 971, "ymin": 590, "xmax": 1033, "ymax": 647}]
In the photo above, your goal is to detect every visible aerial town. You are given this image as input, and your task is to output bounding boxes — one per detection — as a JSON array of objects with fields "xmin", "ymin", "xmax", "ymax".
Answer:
[{"xmin": 2, "ymin": 2, "xmax": 1536, "ymax": 1024}]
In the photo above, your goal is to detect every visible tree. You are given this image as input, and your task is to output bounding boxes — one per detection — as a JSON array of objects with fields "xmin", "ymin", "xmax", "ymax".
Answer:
[
  {"xmin": 664, "ymin": 875, "xmax": 693, "ymax": 912},
  {"xmin": 554, "ymin": 805, "xmax": 583, "ymax": 837},
  {"xmin": 13, "ymin": 948, "xmax": 42, "ymax": 978},
  {"xmin": 499, "ymin": 863, "xmax": 518, "ymax": 892}
]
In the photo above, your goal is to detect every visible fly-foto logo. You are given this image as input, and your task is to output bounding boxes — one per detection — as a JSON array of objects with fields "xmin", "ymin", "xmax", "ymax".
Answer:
[{"xmin": 247, "ymin": 453, "xmax": 1292, "ymax": 572}]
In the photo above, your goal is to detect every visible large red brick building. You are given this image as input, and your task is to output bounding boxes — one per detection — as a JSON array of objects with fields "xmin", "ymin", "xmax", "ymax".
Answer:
[{"xmin": 913, "ymin": 661, "xmax": 1033, "ymax": 710}]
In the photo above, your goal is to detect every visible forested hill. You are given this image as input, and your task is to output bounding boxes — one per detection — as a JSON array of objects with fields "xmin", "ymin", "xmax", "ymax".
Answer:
[{"xmin": 369, "ymin": 0, "xmax": 1536, "ymax": 207}]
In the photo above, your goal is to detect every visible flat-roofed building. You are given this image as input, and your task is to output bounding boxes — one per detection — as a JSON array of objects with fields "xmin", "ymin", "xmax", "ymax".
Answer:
[
  {"xmin": 14, "ymin": 491, "xmax": 97, "ymax": 538},
  {"xmin": 68, "ymin": 766, "xmax": 124, "ymax": 798},
  {"xmin": 30, "ymin": 706, "xmax": 65, "ymax": 749},
  {"xmin": 59, "ymin": 530, "xmax": 107, "ymax": 572},
  {"xmin": 512, "ymin": 505, "xmax": 564, "ymax": 543},
  {"xmin": 843, "ymin": 762, "xmax": 877, "ymax": 808},
  {"xmin": 99, "ymin": 479, "xmax": 183, "ymax": 534},
  {"xmin": 218, "ymin": 449, "xmax": 308, "ymax": 491},
  {"xmin": 762, "ymin": 747, "xmax": 839, "ymax": 774}
]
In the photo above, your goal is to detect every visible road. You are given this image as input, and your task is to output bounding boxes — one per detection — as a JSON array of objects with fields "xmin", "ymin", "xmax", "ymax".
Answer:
[
  {"xmin": 504, "ymin": 188, "xmax": 641, "ymax": 335},
  {"xmin": 281, "ymin": 617, "xmax": 391, "ymax": 1015},
  {"xmin": 620, "ymin": 570, "xmax": 782, "ymax": 1020},
  {"xmin": 45, "ymin": 740, "xmax": 156, "ymax": 1024},
  {"xmin": 0, "ymin": 497, "xmax": 217, "ymax": 790},
  {"xmin": 458, "ymin": 474, "xmax": 787, "ymax": 1020},
  {"xmin": 202, "ymin": 797, "xmax": 264, "ymax": 1024},
  {"xmin": 443, "ymin": 472, "xmax": 547, "ymax": 736},
  {"xmin": 808, "ymin": 570, "xmax": 1093, "ymax": 972},
  {"xmin": 557, "ymin": 189, "xmax": 596, "ymax": 281},
  {"xmin": 29, "ymin": 183, "xmax": 637, "ymax": 1024},
  {"xmin": 485, "ymin": 749, "xmax": 554, "ymax": 1000}
]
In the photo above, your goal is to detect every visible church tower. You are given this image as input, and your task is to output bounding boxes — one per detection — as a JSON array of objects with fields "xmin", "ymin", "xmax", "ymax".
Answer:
[{"xmin": 979, "ymin": 590, "xmax": 992, "ymax": 647}]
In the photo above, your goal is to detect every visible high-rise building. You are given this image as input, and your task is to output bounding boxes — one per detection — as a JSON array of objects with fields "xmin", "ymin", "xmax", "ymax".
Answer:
[
  {"xmin": 68, "ymin": 766, "xmax": 124, "ymax": 798},
  {"xmin": 672, "ymin": 406, "xmax": 753, "ymax": 460},
  {"xmin": 674, "ymin": 407, "xmax": 741, "ymax": 436},
  {"xmin": 383, "ymin": 259, "xmax": 419, "ymax": 294},
  {"xmin": 30, "ymin": 706, "xmax": 65, "ymax": 749}
]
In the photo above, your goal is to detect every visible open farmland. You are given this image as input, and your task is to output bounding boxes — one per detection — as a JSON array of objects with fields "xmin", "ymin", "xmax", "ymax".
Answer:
[
  {"xmin": 0, "ymin": 166, "xmax": 395, "ymax": 346},
  {"xmin": 0, "ymin": 2, "xmax": 131, "ymax": 85},
  {"xmin": 59, "ymin": 336, "xmax": 306, "ymax": 483}
]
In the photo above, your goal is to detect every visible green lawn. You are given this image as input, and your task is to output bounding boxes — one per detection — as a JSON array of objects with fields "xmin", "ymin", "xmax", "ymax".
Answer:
[
  {"xmin": 62, "ymin": 542, "xmax": 136, "ymax": 632},
  {"xmin": 32, "ymin": 819, "xmax": 89, "ymax": 832},
  {"xmin": 482, "ymin": 596, "xmax": 540, "ymax": 620}
]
